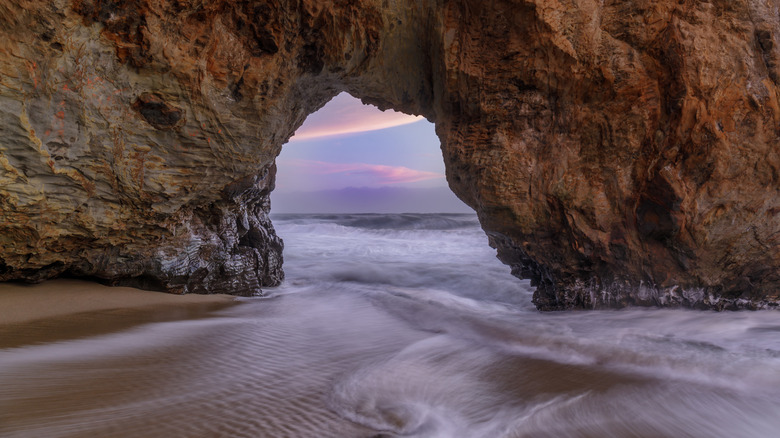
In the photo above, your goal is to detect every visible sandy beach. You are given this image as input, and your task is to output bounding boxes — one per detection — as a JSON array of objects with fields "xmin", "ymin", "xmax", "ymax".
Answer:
[{"xmin": 0, "ymin": 279, "xmax": 237, "ymax": 349}]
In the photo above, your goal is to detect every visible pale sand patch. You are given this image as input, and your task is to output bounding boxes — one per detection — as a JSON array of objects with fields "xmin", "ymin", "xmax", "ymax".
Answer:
[{"xmin": 0, "ymin": 279, "xmax": 236, "ymax": 326}]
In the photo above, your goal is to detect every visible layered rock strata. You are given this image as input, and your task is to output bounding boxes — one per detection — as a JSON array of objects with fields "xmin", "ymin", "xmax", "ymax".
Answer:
[{"xmin": 0, "ymin": 0, "xmax": 778, "ymax": 308}]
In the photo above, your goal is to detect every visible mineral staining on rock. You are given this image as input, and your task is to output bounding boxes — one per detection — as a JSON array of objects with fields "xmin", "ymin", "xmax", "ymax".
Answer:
[
  {"xmin": 0, "ymin": 0, "xmax": 778, "ymax": 309},
  {"xmin": 0, "ymin": 0, "xmax": 286, "ymax": 295}
]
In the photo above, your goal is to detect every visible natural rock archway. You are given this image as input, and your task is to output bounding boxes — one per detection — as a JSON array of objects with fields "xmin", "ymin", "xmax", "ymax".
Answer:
[{"xmin": 0, "ymin": 0, "xmax": 778, "ymax": 309}]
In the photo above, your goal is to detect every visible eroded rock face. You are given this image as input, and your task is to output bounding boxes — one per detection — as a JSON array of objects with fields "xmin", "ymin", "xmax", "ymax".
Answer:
[{"xmin": 0, "ymin": 0, "xmax": 778, "ymax": 308}]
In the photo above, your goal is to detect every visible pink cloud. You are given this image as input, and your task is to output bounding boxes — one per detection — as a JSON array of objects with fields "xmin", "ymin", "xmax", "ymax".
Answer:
[
  {"xmin": 289, "ymin": 93, "xmax": 424, "ymax": 142},
  {"xmin": 284, "ymin": 159, "xmax": 444, "ymax": 185}
]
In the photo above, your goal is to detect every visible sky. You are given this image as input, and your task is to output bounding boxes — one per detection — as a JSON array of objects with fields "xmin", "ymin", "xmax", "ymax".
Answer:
[{"xmin": 271, "ymin": 93, "xmax": 472, "ymax": 213}]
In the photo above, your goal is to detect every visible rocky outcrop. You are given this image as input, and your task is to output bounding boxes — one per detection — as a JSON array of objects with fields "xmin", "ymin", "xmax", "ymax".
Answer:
[{"xmin": 0, "ymin": 0, "xmax": 778, "ymax": 308}]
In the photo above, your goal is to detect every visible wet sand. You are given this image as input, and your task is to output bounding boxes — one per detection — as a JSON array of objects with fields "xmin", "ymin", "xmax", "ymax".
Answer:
[
  {"xmin": 0, "ymin": 279, "xmax": 237, "ymax": 349},
  {"xmin": 2, "ymin": 284, "xmax": 779, "ymax": 437}
]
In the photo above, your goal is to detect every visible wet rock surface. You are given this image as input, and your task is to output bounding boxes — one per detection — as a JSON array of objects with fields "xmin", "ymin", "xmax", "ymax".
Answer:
[{"xmin": 0, "ymin": 0, "xmax": 778, "ymax": 308}]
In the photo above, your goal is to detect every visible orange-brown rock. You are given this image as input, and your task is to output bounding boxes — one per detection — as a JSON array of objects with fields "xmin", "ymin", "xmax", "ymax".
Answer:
[{"xmin": 0, "ymin": 0, "xmax": 778, "ymax": 308}]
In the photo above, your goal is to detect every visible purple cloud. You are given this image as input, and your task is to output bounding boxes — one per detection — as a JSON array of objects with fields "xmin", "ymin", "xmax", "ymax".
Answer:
[{"xmin": 284, "ymin": 159, "xmax": 444, "ymax": 185}]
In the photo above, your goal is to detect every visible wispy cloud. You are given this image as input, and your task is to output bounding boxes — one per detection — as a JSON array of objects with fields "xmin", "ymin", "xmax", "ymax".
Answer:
[
  {"xmin": 283, "ymin": 159, "xmax": 444, "ymax": 185},
  {"xmin": 289, "ymin": 93, "xmax": 425, "ymax": 142}
]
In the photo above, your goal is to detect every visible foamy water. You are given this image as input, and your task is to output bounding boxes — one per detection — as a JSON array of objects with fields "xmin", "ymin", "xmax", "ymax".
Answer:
[{"xmin": 2, "ymin": 213, "xmax": 780, "ymax": 437}]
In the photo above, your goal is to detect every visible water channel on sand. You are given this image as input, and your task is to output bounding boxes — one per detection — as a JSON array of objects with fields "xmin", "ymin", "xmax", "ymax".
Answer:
[{"xmin": 2, "ymin": 214, "xmax": 780, "ymax": 437}]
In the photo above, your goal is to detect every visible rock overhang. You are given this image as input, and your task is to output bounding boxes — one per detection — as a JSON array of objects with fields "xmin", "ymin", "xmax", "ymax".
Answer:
[{"xmin": 0, "ymin": 0, "xmax": 778, "ymax": 309}]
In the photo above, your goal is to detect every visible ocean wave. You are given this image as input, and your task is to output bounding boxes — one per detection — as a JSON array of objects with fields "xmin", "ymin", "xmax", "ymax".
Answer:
[{"xmin": 272, "ymin": 213, "xmax": 480, "ymax": 231}]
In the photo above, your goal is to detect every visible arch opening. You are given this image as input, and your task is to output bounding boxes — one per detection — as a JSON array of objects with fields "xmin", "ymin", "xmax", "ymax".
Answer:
[
  {"xmin": 271, "ymin": 93, "xmax": 471, "ymax": 214},
  {"xmin": 267, "ymin": 92, "xmax": 528, "ymax": 309}
]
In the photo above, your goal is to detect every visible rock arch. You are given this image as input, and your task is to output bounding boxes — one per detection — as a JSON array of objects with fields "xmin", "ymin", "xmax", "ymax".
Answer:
[{"xmin": 0, "ymin": 0, "xmax": 778, "ymax": 309}]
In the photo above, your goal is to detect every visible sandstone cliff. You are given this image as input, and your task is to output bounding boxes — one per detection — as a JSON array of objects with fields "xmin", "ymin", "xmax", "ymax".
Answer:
[{"xmin": 0, "ymin": 0, "xmax": 778, "ymax": 308}]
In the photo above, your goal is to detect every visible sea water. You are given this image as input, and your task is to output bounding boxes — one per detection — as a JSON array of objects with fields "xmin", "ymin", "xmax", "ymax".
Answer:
[{"xmin": 2, "ymin": 213, "xmax": 780, "ymax": 437}]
